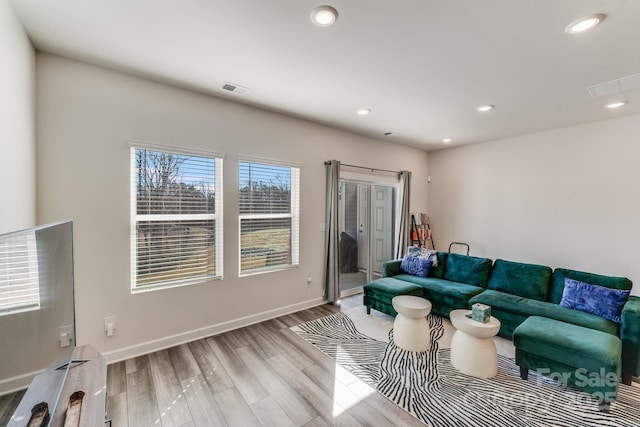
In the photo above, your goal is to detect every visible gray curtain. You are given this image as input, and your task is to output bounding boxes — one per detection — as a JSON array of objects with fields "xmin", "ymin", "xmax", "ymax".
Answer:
[
  {"xmin": 323, "ymin": 160, "xmax": 340, "ymax": 303},
  {"xmin": 394, "ymin": 170, "xmax": 411, "ymax": 259}
]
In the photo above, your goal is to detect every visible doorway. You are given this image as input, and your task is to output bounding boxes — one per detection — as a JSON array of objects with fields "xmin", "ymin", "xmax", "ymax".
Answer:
[{"xmin": 338, "ymin": 181, "xmax": 396, "ymax": 297}]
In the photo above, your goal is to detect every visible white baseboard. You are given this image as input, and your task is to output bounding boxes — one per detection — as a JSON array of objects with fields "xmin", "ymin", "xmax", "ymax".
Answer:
[
  {"xmin": 0, "ymin": 369, "xmax": 42, "ymax": 397},
  {"xmin": 103, "ymin": 296, "xmax": 327, "ymax": 364}
]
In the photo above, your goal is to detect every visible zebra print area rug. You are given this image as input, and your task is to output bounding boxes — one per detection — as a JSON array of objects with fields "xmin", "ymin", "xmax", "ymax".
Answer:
[{"xmin": 293, "ymin": 311, "xmax": 640, "ymax": 427}]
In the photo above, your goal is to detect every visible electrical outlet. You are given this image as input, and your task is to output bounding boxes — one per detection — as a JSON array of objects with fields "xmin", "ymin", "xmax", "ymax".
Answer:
[
  {"xmin": 104, "ymin": 316, "xmax": 116, "ymax": 337},
  {"xmin": 58, "ymin": 325, "xmax": 73, "ymax": 347}
]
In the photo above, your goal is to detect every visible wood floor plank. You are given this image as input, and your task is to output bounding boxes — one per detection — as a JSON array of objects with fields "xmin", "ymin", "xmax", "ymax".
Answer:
[
  {"xmin": 345, "ymin": 379, "xmax": 427, "ymax": 427},
  {"xmin": 220, "ymin": 328, "xmax": 250, "ymax": 349},
  {"xmin": 269, "ymin": 327, "xmax": 316, "ymax": 370},
  {"xmin": 301, "ymin": 416, "xmax": 331, "ymax": 427},
  {"xmin": 243, "ymin": 322, "xmax": 282, "ymax": 360},
  {"xmin": 148, "ymin": 349, "xmax": 193, "ymax": 426},
  {"xmin": 267, "ymin": 355, "xmax": 364, "ymax": 427},
  {"xmin": 277, "ymin": 313, "xmax": 305, "ymax": 328},
  {"xmin": 0, "ymin": 393, "xmax": 13, "ymax": 422},
  {"xmin": 125, "ymin": 354, "xmax": 150, "ymax": 375},
  {"xmin": 168, "ymin": 343, "xmax": 202, "ymax": 382},
  {"xmin": 250, "ymin": 396, "xmax": 296, "ymax": 427},
  {"xmin": 126, "ymin": 363, "xmax": 161, "ymax": 426},
  {"xmin": 278, "ymin": 327, "xmax": 344, "ymax": 373},
  {"xmin": 180, "ymin": 374, "xmax": 227, "ymax": 427},
  {"xmin": 235, "ymin": 344, "xmax": 317, "ymax": 425},
  {"xmin": 188, "ymin": 339, "xmax": 234, "ymax": 394},
  {"xmin": 106, "ymin": 391, "xmax": 128, "ymax": 427},
  {"xmin": 0, "ymin": 390, "xmax": 24, "ymax": 425},
  {"xmin": 214, "ymin": 387, "xmax": 261, "ymax": 427},
  {"xmin": 106, "ymin": 360, "xmax": 127, "ymax": 396},
  {"xmin": 206, "ymin": 335, "xmax": 268, "ymax": 405},
  {"xmin": 278, "ymin": 304, "xmax": 337, "ymax": 327},
  {"xmin": 302, "ymin": 363, "xmax": 398, "ymax": 426},
  {"xmin": 261, "ymin": 317, "xmax": 289, "ymax": 331}
]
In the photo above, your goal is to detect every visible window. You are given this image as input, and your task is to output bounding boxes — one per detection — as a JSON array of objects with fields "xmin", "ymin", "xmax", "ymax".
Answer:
[
  {"xmin": 130, "ymin": 145, "xmax": 223, "ymax": 291},
  {"xmin": 239, "ymin": 159, "xmax": 300, "ymax": 275},
  {"xmin": 0, "ymin": 230, "xmax": 40, "ymax": 315}
]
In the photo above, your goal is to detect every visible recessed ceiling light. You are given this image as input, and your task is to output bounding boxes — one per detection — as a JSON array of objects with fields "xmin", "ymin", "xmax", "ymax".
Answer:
[
  {"xmin": 442, "ymin": 138, "xmax": 453, "ymax": 144},
  {"xmin": 475, "ymin": 104, "xmax": 494, "ymax": 112},
  {"xmin": 565, "ymin": 14, "xmax": 606, "ymax": 34},
  {"xmin": 604, "ymin": 101, "xmax": 628, "ymax": 109},
  {"xmin": 310, "ymin": 6, "xmax": 338, "ymax": 27},
  {"xmin": 357, "ymin": 108, "xmax": 371, "ymax": 116}
]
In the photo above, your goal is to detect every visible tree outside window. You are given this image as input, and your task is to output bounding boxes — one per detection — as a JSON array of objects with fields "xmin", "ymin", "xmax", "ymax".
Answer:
[
  {"xmin": 131, "ymin": 146, "xmax": 223, "ymax": 290},
  {"xmin": 239, "ymin": 160, "xmax": 300, "ymax": 275}
]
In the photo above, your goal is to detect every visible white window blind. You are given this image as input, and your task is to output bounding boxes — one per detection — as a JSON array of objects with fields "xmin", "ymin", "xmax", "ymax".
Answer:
[
  {"xmin": 131, "ymin": 146, "xmax": 223, "ymax": 290},
  {"xmin": 0, "ymin": 231, "xmax": 40, "ymax": 315},
  {"xmin": 239, "ymin": 160, "xmax": 300, "ymax": 275}
]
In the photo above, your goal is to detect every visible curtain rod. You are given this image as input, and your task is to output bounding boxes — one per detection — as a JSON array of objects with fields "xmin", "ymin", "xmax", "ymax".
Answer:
[{"xmin": 324, "ymin": 160, "xmax": 401, "ymax": 175}]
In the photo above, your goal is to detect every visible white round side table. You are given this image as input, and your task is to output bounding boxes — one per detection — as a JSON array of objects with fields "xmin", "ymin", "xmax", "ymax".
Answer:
[
  {"xmin": 392, "ymin": 295, "xmax": 432, "ymax": 352},
  {"xmin": 449, "ymin": 309, "xmax": 501, "ymax": 378}
]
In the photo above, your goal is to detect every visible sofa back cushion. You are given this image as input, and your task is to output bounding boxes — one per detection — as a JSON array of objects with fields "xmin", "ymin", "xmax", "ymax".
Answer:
[
  {"xmin": 487, "ymin": 259, "xmax": 552, "ymax": 301},
  {"xmin": 443, "ymin": 253, "xmax": 492, "ymax": 287},
  {"xmin": 550, "ymin": 268, "xmax": 632, "ymax": 305},
  {"xmin": 429, "ymin": 251, "xmax": 448, "ymax": 279}
]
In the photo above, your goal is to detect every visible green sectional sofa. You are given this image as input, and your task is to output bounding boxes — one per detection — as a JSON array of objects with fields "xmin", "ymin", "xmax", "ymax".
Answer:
[{"xmin": 375, "ymin": 252, "xmax": 640, "ymax": 384}]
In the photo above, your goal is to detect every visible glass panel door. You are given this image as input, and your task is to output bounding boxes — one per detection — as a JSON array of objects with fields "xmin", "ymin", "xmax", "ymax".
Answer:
[{"xmin": 338, "ymin": 180, "xmax": 396, "ymax": 297}]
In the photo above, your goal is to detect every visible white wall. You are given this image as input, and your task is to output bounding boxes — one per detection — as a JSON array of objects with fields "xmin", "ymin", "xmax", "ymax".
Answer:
[
  {"xmin": 0, "ymin": 0, "xmax": 35, "ymax": 233},
  {"xmin": 36, "ymin": 53, "xmax": 430, "ymax": 360},
  {"xmin": 428, "ymin": 114, "xmax": 640, "ymax": 295}
]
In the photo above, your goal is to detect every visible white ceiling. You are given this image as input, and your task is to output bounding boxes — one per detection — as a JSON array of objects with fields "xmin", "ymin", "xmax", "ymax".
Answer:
[{"xmin": 10, "ymin": 0, "xmax": 640, "ymax": 151}]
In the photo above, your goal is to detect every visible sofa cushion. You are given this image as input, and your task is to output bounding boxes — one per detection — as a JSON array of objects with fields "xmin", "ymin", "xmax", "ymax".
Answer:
[
  {"xmin": 550, "ymin": 268, "xmax": 632, "ymax": 305},
  {"xmin": 560, "ymin": 278, "xmax": 630, "ymax": 323},
  {"xmin": 363, "ymin": 277, "xmax": 423, "ymax": 297},
  {"xmin": 470, "ymin": 289, "xmax": 618, "ymax": 336},
  {"xmin": 514, "ymin": 316, "xmax": 622, "ymax": 375},
  {"xmin": 487, "ymin": 259, "xmax": 552, "ymax": 301},
  {"xmin": 429, "ymin": 251, "xmax": 448, "ymax": 279},
  {"xmin": 394, "ymin": 274, "xmax": 484, "ymax": 300},
  {"xmin": 400, "ymin": 255, "xmax": 432, "ymax": 278},
  {"xmin": 442, "ymin": 253, "xmax": 492, "ymax": 288},
  {"xmin": 394, "ymin": 274, "xmax": 484, "ymax": 316},
  {"xmin": 363, "ymin": 277, "xmax": 424, "ymax": 317}
]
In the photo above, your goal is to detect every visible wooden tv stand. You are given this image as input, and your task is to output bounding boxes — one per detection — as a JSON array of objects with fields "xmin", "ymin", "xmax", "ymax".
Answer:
[{"xmin": 10, "ymin": 345, "xmax": 106, "ymax": 426}]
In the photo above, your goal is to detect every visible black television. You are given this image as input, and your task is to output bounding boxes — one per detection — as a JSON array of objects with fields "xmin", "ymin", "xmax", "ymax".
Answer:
[{"xmin": 0, "ymin": 221, "xmax": 76, "ymax": 416}]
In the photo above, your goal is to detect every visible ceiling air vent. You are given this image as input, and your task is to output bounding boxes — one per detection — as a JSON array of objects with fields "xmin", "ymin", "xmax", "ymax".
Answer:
[
  {"xmin": 222, "ymin": 82, "xmax": 250, "ymax": 95},
  {"xmin": 587, "ymin": 72, "xmax": 640, "ymax": 97}
]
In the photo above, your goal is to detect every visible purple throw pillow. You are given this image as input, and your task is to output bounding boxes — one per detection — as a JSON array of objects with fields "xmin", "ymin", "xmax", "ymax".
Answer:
[
  {"xmin": 559, "ymin": 278, "xmax": 630, "ymax": 323},
  {"xmin": 400, "ymin": 255, "xmax": 432, "ymax": 278}
]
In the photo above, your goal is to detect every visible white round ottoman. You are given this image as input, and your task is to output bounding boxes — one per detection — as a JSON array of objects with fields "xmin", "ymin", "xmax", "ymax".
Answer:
[
  {"xmin": 449, "ymin": 309, "xmax": 501, "ymax": 378},
  {"xmin": 392, "ymin": 295, "xmax": 432, "ymax": 352}
]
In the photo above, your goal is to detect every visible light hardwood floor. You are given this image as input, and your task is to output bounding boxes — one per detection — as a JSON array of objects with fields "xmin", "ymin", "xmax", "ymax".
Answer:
[{"xmin": 105, "ymin": 294, "xmax": 425, "ymax": 427}]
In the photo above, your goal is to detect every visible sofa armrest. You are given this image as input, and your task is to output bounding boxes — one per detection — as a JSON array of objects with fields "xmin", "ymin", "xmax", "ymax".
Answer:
[
  {"xmin": 621, "ymin": 295, "xmax": 640, "ymax": 381},
  {"xmin": 382, "ymin": 259, "xmax": 402, "ymax": 277}
]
